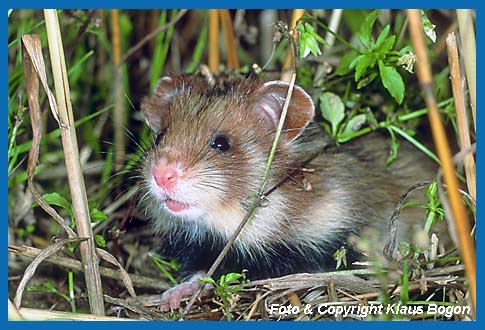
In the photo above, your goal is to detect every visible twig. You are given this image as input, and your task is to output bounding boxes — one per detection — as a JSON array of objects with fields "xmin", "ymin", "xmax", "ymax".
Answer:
[
  {"xmin": 9, "ymin": 244, "xmax": 170, "ymax": 291},
  {"xmin": 446, "ymin": 32, "xmax": 476, "ymax": 201},
  {"xmin": 121, "ymin": 9, "xmax": 187, "ymax": 64},
  {"xmin": 407, "ymin": 9, "xmax": 475, "ymax": 316},
  {"xmin": 44, "ymin": 9, "xmax": 105, "ymax": 315},
  {"xmin": 383, "ymin": 181, "xmax": 432, "ymax": 258}
]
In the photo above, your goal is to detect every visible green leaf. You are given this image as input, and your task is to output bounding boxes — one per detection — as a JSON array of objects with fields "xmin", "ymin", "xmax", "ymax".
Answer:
[
  {"xmin": 90, "ymin": 208, "xmax": 108, "ymax": 223},
  {"xmin": 94, "ymin": 234, "xmax": 106, "ymax": 248},
  {"xmin": 200, "ymin": 277, "xmax": 217, "ymax": 285},
  {"xmin": 27, "ymin": 281, "xmax": 57, "ymax": 294},
  {"xmin": 374, "ymin": 25, "xmax": 390, "ymax": 49},
  {"xmin": 336, "ymin": 51, "xmax": 358, "ymax": 76},
  {"xmin": 339, "ymin": 114, "xmax": 367, "ymax": 141},
  {"xmin": 358, "ymin": 10, "xmax": 379, "ymax": 48},
  {"xmin": 304, "ymin": 23, "xmax": 326, "ymax": 44},
  {"xmin": 297, "ymin": 23, "xmax": 326, "ymax": 59},
  {"xmin": 420, "ymin": 10, "xmax": 436, "ymax": 43},
  {"xmin": 378, "ymin": 60, "xmax": 405, "ymax": 104},
  {"xmin": 150, "ymin": 255, "xmax": 180, "ymax": 285},
  {"xmin": 333, "ymin": 246, "xmax": 348, "ymax": 270},
  {"xmin": 42, "ymin": 192, "xmax": 71, "ymax": 213},
  {"xmin": 320, "ymin": 92, "xmax": 345, "ymax": 137},
  {"xmin": 375, "ymin": 35, "xmax": 395, "ymax": 55},
  {"xmin": 306, "ymin": 37, "xmax": 322, "ymax": 58},
  {"xmin": 349, "ymin": 54, "xmax": 364, "ymax": 69},
  {"xmin": 223, "ymin": 273, "xmax": 243, "ymax": 284},
  {"xmin": 353, "ymin": 54, "xmax": 376, "ymax": 81}
]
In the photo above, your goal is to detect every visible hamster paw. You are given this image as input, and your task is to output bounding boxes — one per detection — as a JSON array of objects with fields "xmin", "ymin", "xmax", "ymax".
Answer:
[
  {"xmin": 160, "ymin": 281, "xmax": 199, "ymax": 312},
  {"xmin": 160, "ymin": 273, "xmax": 213, "ymax": 312}
]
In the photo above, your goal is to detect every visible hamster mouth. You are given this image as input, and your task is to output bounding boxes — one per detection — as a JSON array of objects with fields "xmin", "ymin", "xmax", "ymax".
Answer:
[{"xmin": 164, "ymin": 198, "xmax": 191, "ymax": 213}]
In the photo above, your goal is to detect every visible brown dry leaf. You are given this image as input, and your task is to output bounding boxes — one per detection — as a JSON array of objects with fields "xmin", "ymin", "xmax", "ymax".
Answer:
[
  {"xmin": 21, "ymin": 34, "xmax": 76, "ymax": 238},
  {"xmin": 96, "ymin": 248, "xmax": 137, "ymax": 298}
]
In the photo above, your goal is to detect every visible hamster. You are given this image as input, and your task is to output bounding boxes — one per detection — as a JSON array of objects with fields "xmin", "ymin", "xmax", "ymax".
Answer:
[{"xmin": 138, "ymin": 74, "xmax": 435, "ymax": 310}]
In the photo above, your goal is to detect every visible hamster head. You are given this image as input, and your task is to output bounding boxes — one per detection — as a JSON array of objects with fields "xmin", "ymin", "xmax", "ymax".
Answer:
[{"xmin": 140, "ymin": 74, "xmax": 314, "ymax": 242}]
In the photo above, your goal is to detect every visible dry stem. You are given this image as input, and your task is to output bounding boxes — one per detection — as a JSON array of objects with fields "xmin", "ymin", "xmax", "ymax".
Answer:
[
  {"xmin": 44, "ymin": 9, "xmax": 105, "ymax": 315},
  {"xmin": 446, "ymin": 32, "xmax": 476, "ymax": 200}
]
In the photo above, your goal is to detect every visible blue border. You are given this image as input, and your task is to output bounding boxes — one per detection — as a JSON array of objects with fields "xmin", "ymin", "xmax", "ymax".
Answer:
[
  {"xmin": 5, "ymin": 2, "xmax": 481, "ymax": 329},
  {"xmin": 4, "ymin": 1, "xmax": 481, "ymax": 9}
]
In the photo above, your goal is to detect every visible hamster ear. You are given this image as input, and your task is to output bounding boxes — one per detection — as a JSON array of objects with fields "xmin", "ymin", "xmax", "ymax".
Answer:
[
  {"xmin": 253, "ymin": 81, "xmax": 314, "ymax": 141},
  {"xmin": 140, "ymin": 76, "xmax": 176, "ymax": 133}
]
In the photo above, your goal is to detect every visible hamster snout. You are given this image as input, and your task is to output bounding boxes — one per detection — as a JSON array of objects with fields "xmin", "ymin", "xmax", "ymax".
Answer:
[
  {"xmin": 152, "ymin": 158, "xmax": 180, "ymax": 192},
  {"xmin": 149, "ymin": 156, "xmax": 205, "ymax": 218}
]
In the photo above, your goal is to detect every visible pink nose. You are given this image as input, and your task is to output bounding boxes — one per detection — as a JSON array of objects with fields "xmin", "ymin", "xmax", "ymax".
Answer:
[{"xmin": 153, "ymin": 159, "xmax": 179, "ymax": 191}]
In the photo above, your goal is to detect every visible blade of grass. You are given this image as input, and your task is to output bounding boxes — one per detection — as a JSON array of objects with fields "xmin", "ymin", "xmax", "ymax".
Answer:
[
  {"xmin": 150, "ymin": 10, "xmax": 178, "ymax": 89},
  {"xmin": 121, "ymin": 9, "xmax": 187, "ymax": 64},
  {"xmin": 186, "ymin": 13, "xmax": 208, "ymax": 73}
]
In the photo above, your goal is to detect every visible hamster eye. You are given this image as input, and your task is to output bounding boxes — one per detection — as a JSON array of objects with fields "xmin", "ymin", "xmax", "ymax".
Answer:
[{"xmin": 210, "ymin": 134, "xmax": 231, "ymax": 153}]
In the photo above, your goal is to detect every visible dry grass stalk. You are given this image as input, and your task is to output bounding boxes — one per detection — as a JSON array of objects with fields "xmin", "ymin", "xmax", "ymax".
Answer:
[
  {"xmin": 446, "ymin": 32, "xmax": 476, "ymax": 200},
  {"xmin": 13, "ymin": 238, "xmax": 86, "ymax": 309},
  {"xmin": 220, "ymin": 10, "xmax": 240, "ymax": 69},
  {"xmin": 9, "ymin": 306, "xmax": 134, "ymax": 321},
  {"xmin": 43, "ymin": 9, "xmax": 105, "ymax": 315},
  {"xmin": 209, "ymin": 10, "xmax": 220, "ymax": 72},
  {"xmin": 110, "ymin": 10, "xmax": 126, "ymax": 171},
  {"xmin": 456, "ymin": 10, "xmax": 476, "ymax": 131},
  {"xmin": 9, "ymin": 244, "xmax": 169, "ymax": 290}
]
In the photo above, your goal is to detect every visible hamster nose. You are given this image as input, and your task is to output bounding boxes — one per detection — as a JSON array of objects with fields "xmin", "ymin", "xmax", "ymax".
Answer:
[{"xmin": 153, "ymin": 159, "xmax": 179, "ymax": 191}]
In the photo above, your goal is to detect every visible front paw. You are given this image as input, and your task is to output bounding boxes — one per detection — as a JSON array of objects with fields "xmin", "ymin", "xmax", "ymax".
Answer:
[
  {"xmin": 160, "ymin": 275, "xmax": 214, "ymax": 312},
  {"xmin": 160, "ymin": 281, "xmax": 200, "ymax": 312}
]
